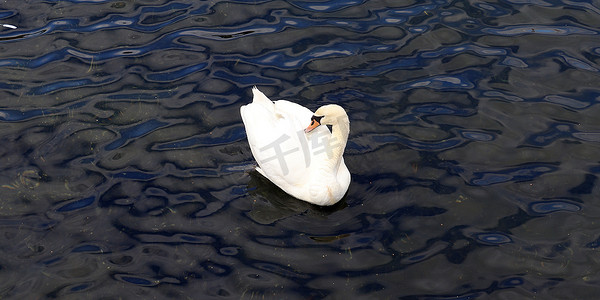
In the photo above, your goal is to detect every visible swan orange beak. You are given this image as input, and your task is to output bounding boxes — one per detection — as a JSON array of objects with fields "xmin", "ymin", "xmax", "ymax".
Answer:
[{"xmin": 305, "ymin": 116, "xmax": 322, "ymax": 133}]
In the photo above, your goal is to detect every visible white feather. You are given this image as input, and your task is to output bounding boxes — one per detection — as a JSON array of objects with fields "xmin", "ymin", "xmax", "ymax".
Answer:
[{"xmin": 240, "ymin": 87, "xmax": 351, "ymax": 206}]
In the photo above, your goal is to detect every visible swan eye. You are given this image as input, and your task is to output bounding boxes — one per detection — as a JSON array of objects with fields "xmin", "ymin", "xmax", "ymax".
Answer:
[{"xmin": 311, "ymin": 115, "xmax": 323, "ymax": 124}]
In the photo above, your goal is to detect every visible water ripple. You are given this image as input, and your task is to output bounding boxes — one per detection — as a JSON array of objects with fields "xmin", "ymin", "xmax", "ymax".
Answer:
[
  {"xmin": 396, "ymin": 71, "xmax": 479, "ymax": 90},
  {"xmin": 290, "ymin": 0, "xmax": 366, "ymax": 12},
  {"xmin": 104, "ymin": 119, "xmax": 170, "ymax": 151},
  {"xmin": 55, "ymin": 196, "xmax": 96, "ymax": 212},
  {"xmin": 529, "ymin": 199, "xmax": 581, "ymax": 214},
  {"xmin": 483, "ymin": 25, "xmax": 598, "ymax": 36},
  {"xmin": 470, "ymin": 164, "xmax": 559, "ymax": 186},
  {"xmin": 473, "ymin": 232, "xmax": 513, "ymax": 245}
]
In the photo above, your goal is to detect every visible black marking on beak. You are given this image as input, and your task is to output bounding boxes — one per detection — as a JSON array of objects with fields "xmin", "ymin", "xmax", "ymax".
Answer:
[
  {"xmin": 311, "ymin": 115, "xmax": 323, "ymax": 124},
  {"xmin": 305, "ymin": 115, "xmax": 323, "ymax": 133}
]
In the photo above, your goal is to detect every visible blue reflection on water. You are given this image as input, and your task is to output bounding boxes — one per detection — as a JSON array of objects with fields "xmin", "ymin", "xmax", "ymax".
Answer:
[
  {"xmin": 105, "ymin": 120, "xmax": 169, "ymax": 150},
  {"xmin": 470, "ymin": 164, "xmax": 558, "ymax": 186},
  {"xmin": 529, "ymin": 200, "xmax": 581, "ymax": 214},
  {"xmin": 473, "ymin": 232, "xmax": 513, "ymax": 245},
  {"xmin": 56, "ymin": 196, "xmax": 95, "ymax": 212}
]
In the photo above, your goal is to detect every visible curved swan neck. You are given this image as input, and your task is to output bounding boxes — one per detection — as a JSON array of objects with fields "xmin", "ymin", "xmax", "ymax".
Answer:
[{"xmin": 329, "ymin": 114, "xmax": 349, "ymax": 169}]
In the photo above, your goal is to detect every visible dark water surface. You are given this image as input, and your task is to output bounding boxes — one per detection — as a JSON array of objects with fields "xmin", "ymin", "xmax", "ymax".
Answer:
[{"xmin": 1, "ymin": 0, "xmax": 600, "ymax": 299}]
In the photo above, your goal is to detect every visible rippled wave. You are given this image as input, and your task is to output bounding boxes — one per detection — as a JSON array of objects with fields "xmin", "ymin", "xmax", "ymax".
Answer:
[{"xmin": 1, "ymin": 0, "xmax": 600, "ymax": 298}]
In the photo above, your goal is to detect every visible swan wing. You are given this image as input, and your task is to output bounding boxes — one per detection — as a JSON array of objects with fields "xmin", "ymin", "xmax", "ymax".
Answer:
[{"xmin": 240, "ymin": 88, "xmax": 330, "ymax": 199}]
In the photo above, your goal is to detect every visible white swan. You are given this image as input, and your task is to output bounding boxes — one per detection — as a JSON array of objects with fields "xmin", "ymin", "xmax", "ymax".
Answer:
[{"xmin": 240, "ymin": 87, "xmax": 351, "ymax": 206}]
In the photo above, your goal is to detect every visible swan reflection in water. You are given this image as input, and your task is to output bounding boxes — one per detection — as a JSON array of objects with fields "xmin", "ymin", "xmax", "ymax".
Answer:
[{"xmin": 245, "ymin": 170, "xmax": 348, "ymax": 225}]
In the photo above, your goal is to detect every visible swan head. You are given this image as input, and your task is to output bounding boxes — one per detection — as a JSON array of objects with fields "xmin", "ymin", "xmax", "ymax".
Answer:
[{"xmin": 305, "ymin": 104, "xmax": 348, "ymax": 133}]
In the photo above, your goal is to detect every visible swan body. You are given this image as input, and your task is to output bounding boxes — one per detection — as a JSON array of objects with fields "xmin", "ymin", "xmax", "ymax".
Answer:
[{"xmin": 240, "ymin": 87, "xmax": 350, "ymax": 206}]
